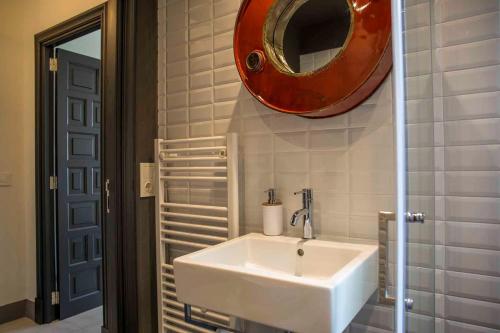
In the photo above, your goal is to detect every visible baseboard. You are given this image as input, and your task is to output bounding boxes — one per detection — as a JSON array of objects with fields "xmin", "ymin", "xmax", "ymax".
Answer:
[
  {"xmin": 0, "ymin": 299, "xmax": 35, "ymax": 324},
  {"xmin": 25, "ymin": 300, "xmax": 35, "ymax": 321}
]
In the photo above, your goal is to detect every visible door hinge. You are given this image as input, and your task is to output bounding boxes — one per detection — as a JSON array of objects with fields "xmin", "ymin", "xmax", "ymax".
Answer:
[
  {"xmin": 406, "ymin": 211, "xmax": 425, "ymax": 223},
  {"xmin": 49, "ymin": 176, "xmax": 58, "ymax": 190},
  {"xmin": 51, "ymin": 291, "xmax": 60, "ymax": 305},
  {"xmin": 49, "ymin": 57, "xmax": 58, "ymax": 72},
  {"xmin": 405, "ymin": 298, "xmax": 414, "ymax": 310}
]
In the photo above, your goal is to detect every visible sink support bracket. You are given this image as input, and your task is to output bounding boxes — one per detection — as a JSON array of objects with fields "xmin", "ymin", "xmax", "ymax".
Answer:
[
  {"xmin": 184, "ymin": 304, "xmax": 242, "ymax": 333},
  {"xmin": 183, "ymin": 304, "xmax": 217, "ymax": 331}
]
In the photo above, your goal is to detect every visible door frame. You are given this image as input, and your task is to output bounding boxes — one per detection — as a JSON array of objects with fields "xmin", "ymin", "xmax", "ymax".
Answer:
[
  {"xmin": 35, "ymin": 1, "xmax": 158, "ymax": 332},
  {"xmin": 35, "ymin": 3, "xmax": 120, "ymax": 332}
]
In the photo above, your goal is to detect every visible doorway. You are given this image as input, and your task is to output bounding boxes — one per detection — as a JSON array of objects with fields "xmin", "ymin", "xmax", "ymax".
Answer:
[
  {"xmin": 38, "ymin": 26, "xmax": 105, "ymax": 327},
  {"xmin": 33, "ymin": 5, "xmax": 118, "ymax": 331},
  {"xmin": 34, "ymin": 2, "xmax": 158, "ymax": 332}
]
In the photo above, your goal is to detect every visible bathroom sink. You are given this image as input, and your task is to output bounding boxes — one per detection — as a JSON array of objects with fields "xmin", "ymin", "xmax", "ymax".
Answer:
[{"xmin": 173, "ymin": 233, "xmax": 378, "ymax": 333}]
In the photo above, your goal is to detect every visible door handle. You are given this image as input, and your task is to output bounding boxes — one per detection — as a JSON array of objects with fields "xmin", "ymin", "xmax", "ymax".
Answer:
[
  {"xmin": 105, "ymin": 179, "xmax": 111, "ymax": 214},
  {"xmin": 378, "ymin": 211, "xmax": 425, "ymax": 306},
  {"xmin": 378, "ymin": 211, "xmax": 396, "ymax": 305}
]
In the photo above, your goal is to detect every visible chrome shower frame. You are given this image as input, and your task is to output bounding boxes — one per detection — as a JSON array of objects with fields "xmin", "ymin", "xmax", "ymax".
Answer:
[{"xmin": 390, "ymin": 0, "xmax": 408, "ymax": 332}]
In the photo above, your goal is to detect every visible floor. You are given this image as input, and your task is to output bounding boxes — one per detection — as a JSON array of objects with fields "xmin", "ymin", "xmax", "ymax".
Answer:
[{"xmin": 0, "ymin": 307, "xmax": 102, "ymax": 333}]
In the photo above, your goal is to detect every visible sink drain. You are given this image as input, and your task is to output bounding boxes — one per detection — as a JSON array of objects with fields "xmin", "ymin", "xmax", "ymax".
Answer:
[{"xmin": 297, "ymin": 249, "xmax": 304, "ymax": 256}]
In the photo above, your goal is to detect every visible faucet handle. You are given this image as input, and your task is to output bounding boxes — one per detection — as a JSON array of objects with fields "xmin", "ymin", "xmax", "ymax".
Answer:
[
  {"xmin": 293, "ymin": 188, "xmax": 312, "ymax": 199},
  {"xmin": 294, "ymin": 188, "xmax": 312, "ymax": 194}
]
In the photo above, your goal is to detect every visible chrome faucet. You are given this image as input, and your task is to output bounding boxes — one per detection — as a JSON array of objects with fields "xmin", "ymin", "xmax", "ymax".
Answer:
[{"xmin": 290, "ymin": 188, "xmax": 313, "ymax": 239}]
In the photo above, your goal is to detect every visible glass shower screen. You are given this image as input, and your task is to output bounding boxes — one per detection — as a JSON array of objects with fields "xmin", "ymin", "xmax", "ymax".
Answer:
[{"xmin": 392, "ymin": 0, "xmax": 436, "ymax": 332}]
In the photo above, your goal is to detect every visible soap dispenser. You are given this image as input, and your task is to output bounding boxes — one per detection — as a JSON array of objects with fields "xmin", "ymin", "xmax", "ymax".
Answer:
[{"xmin": 262, "ymin": 188, "xmax": 283, "ymax": 236}]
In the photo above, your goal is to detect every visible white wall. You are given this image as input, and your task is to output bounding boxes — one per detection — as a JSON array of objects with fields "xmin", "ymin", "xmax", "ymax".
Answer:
[
  {"xmin": 0, "ymin": 0, "xmax": 105, "ymax": 307},
  {"xmin": 57, "ymin": 29, "xmax": 101, "ymax": 59},
  {"xmin": 0, "ymin": 2, "xmax": 30, "ymax": 307}
]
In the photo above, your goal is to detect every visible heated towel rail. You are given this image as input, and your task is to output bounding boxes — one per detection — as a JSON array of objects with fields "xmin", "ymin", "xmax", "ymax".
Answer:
[{"xmin": 155, "ymin": 134, "xmax": 239, "ymax": 333}]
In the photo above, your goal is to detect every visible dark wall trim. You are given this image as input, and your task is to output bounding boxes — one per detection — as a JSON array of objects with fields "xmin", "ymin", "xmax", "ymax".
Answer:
[
  {"xmin": 0, "ymin": 300, "xmax": 35, "ymax": 324},
  {"xmin": 122, "ymin": 1, "xmax": 138, "ymax": 329},
  {"xmin": 127, "ymin": 0, "xmax": 158, "ymax": 332},
  {"xmin": 100, "ymin": 1, "xmax": 123, "ymax": 332}
]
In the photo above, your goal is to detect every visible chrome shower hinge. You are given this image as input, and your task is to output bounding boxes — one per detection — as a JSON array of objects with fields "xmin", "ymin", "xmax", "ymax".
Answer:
[
  {"xmin": 405, "ymin": 298, "xmax": 414, "ymax": 310},
  {"xmin": 406, "ymin": 212, "xmax": 425, "ymax": 223}
]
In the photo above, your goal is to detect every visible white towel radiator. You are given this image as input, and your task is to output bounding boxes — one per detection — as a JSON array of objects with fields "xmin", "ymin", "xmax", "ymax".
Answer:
[{"xmin": 155, "ymin": 134, "xmax": 239, "ymax": 333}]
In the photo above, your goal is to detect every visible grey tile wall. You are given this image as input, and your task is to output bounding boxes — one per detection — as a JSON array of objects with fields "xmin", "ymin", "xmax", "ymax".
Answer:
[
  {"xmin": 158, "ymin": 0, "xmax": 395, "ymax": 241},
  {"xmin": 158, "ymin": 0, "xmax": 395, "ymax": 331},
  {"xmin": 433, "ymin": 0, "xmax": 500, "ymax": 332},
  {"xmin": 402, "ymin": 1, "xmax": 437, "ymax": 332},
  {"xmin": 158, "ymin": 0, "xmax": 500, "ymax": 332}
]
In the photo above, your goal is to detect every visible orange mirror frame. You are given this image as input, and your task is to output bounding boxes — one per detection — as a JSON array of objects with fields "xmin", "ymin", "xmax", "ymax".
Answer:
[{"xmin": 234, "ymin": 0, "xmax": 392, "ymax": 118}]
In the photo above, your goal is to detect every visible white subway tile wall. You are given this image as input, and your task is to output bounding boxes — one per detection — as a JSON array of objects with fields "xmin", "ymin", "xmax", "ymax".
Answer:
[
  {"xmin": 158, "ymin": 0, "xmax": 500, "ymax": 332},
  {"xmin": 432, "ymin": 0, "xmax": 500, "ymax": 333},
  {"xmin": 400, "ymin": 1, "xmax": 438, "ymax": 333},
  {"xmin": 159, "ymin": 0, "xmax": 395, "ymax": 331},
  {"xmin": 158, "ymin": 0, "xmax": 395, "ymax": 240}
]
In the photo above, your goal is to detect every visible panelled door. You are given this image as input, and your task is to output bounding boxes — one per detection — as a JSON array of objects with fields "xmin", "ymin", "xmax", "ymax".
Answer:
[{"xmin": 56, "ymin": 49, "xmax": 102, "ymax": 319}]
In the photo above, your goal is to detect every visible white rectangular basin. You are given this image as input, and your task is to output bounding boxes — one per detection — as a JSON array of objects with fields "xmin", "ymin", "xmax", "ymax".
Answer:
[{"xmin": 174, "ymin": 233, "xmax": 378, "ymax": 333}]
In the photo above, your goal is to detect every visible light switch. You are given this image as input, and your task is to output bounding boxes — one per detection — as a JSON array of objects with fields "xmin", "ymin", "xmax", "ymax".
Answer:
[
  {"xmin": 140, "ymin": 163, "xmax": 155, "ymax": 198},
  {"xmin": 0, "ymin": 173, "xmax": 12, "ymax": 187}
]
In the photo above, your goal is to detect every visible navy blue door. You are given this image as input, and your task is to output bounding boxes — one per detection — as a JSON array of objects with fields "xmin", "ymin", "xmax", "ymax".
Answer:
[{"xmin": 56, "ymin": 49, "xmax": 102, "ymax": 319}]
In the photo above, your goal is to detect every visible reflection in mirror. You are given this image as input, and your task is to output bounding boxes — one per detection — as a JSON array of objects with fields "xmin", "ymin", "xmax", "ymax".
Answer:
[{"xmin": 265, "ymin": 0, "xmax": 352, "ymax": 74}]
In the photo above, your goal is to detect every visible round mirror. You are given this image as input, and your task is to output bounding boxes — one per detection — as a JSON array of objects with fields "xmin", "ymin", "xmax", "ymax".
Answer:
[
  {"xmin": 264, "ymin": 0, "xmax": 352, "ymax": 75},
  {"xmin": 233, "ymin": 0, "xmax": 392, "ymax": 117}
]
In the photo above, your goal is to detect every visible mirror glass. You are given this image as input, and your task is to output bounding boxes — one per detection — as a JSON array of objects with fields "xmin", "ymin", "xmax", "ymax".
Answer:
[{"xmin": 265, "ymin": 0, "xmax": 352, "ymax": 74}]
